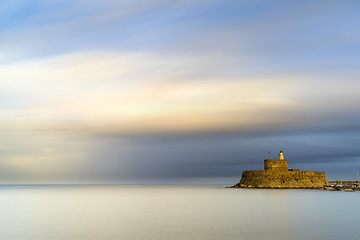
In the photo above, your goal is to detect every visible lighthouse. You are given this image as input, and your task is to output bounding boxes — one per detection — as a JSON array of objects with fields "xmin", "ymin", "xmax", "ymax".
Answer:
[
  {"xmin": 236, "ymin": 150, "xmax": 328, "ymax": 188},
  {"xmin": 279, "ymin": 150, "xmax": 284, "ymax": 160}
]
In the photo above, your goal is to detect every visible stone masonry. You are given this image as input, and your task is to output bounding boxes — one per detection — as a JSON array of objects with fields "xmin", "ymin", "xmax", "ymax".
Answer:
[{"xmin": 234, "ymin": 151, "xmax": 328, "ymax": 188}]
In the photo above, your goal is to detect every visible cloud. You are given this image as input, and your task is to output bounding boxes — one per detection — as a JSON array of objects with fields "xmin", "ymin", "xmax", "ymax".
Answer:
[
  {"xmin": 1, "ymin": 0, "xmax": 360, "ymax": 183},
  {"xmin": 2, "ymin": 50, "xmax": 360, "ymax": 135},
  {"xmin": 0, "ymin": 50, "xmax": 295, "ymax": 182},
  {"xmin": 0, "ymin": 0, "xmax": 212, "ymax": 62},
  {"xmin": 0, "ymin": 50, "xmax": 304, "ymax": 134},
  {"xmin": 1, "ymin": 50, "xmax": 359, "ymax": 183}
]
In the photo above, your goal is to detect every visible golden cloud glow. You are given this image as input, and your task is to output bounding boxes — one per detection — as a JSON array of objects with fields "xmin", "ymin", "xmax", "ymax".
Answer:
[
  {"xmin": 0, "ymin": 51, "xmax": 303, "ymax": 135},
  {"xmin": 2, "ymin": 50, "xmax": 347, "ymax": 178}
]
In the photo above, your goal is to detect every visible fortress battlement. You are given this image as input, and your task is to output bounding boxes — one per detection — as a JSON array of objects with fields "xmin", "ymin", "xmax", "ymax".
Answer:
[
  {"xmin": 233, "ymin": 151, "xmax": 328, "ymax": 188},
  {"xmin": 264, "ymin": 159, "xmax": 288, "ymax": 171}
]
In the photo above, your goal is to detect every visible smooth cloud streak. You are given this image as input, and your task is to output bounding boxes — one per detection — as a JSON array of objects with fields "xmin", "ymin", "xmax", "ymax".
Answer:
[
  {"xmin": 0, "ymin": 51, "xmax": 304, "ymax": 134},
  {"xmin": 1, "ymin": 0, "xmax": 360, "ymax": 183},
  {"xmin": 1, "ymin": 49, "xmax": 360, "ymax": 183},
  {"xmin": 2, "ymin": 50, "xmax": 360, "ymax": 136}
]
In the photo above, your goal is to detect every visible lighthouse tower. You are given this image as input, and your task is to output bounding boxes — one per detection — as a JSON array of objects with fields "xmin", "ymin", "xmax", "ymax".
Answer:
[
  {"xmin": 279, "ymin": 150, "xmax": 284, "ymax": 160},
  {"xmin": 264, "ymin": 150, "xmax": 288, "ymax": 171}
]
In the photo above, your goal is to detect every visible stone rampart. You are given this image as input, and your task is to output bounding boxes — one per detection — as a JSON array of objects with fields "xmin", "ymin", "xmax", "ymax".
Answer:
[
  {"xmin": 238, "ymin": 169, "xmax": 327, "ymax": 188},
  {"xmin": 232, "ymin": 152, "xmax": 328, "ymax": 189},
  {"xmin": 264, "ymin": 159, "xmax": 288, "ymax": 170}
]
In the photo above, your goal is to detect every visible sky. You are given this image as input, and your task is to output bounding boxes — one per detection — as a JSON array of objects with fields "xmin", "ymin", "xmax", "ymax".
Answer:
[{"xmin": 1, "ymin": 0, "xmax": 360, "ymax": 184}]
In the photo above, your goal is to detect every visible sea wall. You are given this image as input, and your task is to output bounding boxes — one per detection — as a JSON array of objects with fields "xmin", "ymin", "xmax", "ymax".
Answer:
[
  {"xmin": 238, "ymin": 170, "xmax": 328, "ymax": 188},
  {"xmin": 328, "ymin": 181, "xmax": 359, "ymax": 185}
]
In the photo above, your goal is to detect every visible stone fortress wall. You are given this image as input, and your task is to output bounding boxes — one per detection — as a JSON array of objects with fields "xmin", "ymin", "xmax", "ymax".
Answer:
[
  {"xmin": 237, "ymin": 151, "xmax": 328, "ymax": 188},
  {"xmin": 264, "ymin": 159, "xmax": 288, "ymax": 171}
]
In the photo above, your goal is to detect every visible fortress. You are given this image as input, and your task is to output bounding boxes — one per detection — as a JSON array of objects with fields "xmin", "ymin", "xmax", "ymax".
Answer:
[{"xmin": 233, "ymin": 151, "xmax": 328, "ymax": 188}]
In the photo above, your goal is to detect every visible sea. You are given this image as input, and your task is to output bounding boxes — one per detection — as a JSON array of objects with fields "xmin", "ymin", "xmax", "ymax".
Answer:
[{"xmin": 0, "ymin": 185, "xmax": 358, "ymax": 240}]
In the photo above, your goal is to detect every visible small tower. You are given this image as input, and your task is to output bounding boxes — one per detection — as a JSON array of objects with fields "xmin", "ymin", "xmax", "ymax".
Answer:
[
  {"xmin": 264, "ymin": 150, "xmax": 288, "ymax": 171},
  {"xmin": 279, "ymin": 150, "xmax": 284, "ymax": 160}
]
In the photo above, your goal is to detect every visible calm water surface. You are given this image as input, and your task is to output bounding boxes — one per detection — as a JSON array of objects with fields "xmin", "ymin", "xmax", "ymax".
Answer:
[{"xmin": 0, "ymin": 185, "xmax": 358, "ymax": 240}]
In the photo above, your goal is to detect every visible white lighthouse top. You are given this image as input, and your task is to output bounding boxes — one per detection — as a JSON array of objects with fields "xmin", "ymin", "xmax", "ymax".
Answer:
[{"xmin": 279, "ymin": 151, "xmax": 284, "ymax": 160}]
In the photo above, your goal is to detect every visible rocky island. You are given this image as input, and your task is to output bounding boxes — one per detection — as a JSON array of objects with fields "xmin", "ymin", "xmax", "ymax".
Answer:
[{"xmin": 231, "ymin": 151, "xmax": 328, "ymax": 189}]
